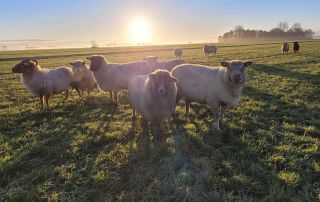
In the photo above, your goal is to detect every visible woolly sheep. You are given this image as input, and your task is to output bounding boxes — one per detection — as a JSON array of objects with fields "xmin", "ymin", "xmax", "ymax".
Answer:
[
  {"xmin": 128, "ymin": 70, "xmax": 177, "ymax": 132},
  {"xmin": 70, "ymin": 60, "xmax": 98, "ymax": 99},
  {"xmin": 12, "ymin": 58, "xmax": 73, "ymax": 109},
  {"xmin": 143, "ymin": 56, "xmax": 186, "ymax": 72},
  {"xmin": 87, "ymin": 55, "xmax": 154, "ymax": 103},
  {"xmin": 171, "ymin": 60, "xmax": 253, "ymax": 131},
  {"xmin": 282, "ymin": 42, "xmax": 289, "ymax": 54},
  {"xmin": 173, "ymin": 48, "xmax": 183, "ymax": 58},
  {"xmin": 203, "ymin": 45, "xmax": 217, "ymax": 56},
  {"xmin": 293, "ymin": 42, "xmax": 300, "ymax": 53}
]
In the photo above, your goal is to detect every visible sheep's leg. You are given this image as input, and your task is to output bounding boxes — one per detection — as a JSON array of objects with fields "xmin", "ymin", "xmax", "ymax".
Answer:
[
  {"xmin": 39, "ymin": 95, "xmax": 44, "ymax": 110},
  {"xmin": 45, "ymin": 94, "xmax": 50, "ymax": 109},
  {"xmin": 132, "ymin": 109, "xmax": 136, "ymax": 119},
  {"xmin": 185, "ymin": 98, "xmax": 190, "ymax": 116},
  {"xmin": 65, "ymin": 90, "xmax": 69, "ymax": 100},
  {"xmin": 109, "ymin": 91, "xmax": 113, "ymax": 103},
  {"xmin": 75, "ymin": 88, "xmax": 82, "ymax": 99},
  {"xmin": 219, "ymin": 105, "xmax": 227, "ymax": 130},
  {"xmin": 81, "ymin": 90, "xmax": 84, "ymax": 99},
  {"xmin": 113, "ymin": 91, "xmax": 118, "ymax": 103},
  {"xmin": 208, "ymin": 102, "xmax": 222, "ymax": 131}
]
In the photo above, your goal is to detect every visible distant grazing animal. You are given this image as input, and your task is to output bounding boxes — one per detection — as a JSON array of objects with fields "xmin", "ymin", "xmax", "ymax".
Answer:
[
  {"xmin": 128, "ymin": 70, "xmax": 177, "ymax": 133},
  {"xmin": 172, "ymin": 60, "xmax": 253, "ymax": 131},
  {"xmin": 70, "ymin": 60, "xmax": 98, "ymax": 99},
  {"xmin": 87, "ymin": 55, "xmax": 154, "ymax": 103},
  {"xmin": 173, "ymin": 48, "xmax": 183, "ymax": 58},
  {"xmin": 203, "ymin": 45, "xmax": 217, "ymax": 56},
  {"xmin": 12, "ymin": 58, "xmax": 73, "ymax": 109},
  {"xmin": 143, "ymin": 56, "xmax": 186, "ymax": 72},
  {"xmin": 282, "ymin": 42, "xmax": 289, "ymax": 54},
  {"xmin": 293, "ymin": 42, "xmax": 300, "ymax": 53}
]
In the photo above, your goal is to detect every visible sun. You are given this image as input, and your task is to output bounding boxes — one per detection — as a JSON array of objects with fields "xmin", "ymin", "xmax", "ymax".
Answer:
[{"xmin": 129, "ymin": 18, "xmax": 151, "ymax": 44}]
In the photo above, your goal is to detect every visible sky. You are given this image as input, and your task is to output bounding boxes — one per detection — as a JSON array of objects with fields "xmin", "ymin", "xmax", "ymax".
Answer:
[{"xmin": 0, "ymin": 0, "xmax": 319, "ymax": 49}]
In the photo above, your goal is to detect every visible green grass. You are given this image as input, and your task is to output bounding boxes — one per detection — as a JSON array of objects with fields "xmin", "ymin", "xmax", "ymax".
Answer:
[{"xmin": 0, "ymin": 41, "xmax": 319, "ymax": 201}]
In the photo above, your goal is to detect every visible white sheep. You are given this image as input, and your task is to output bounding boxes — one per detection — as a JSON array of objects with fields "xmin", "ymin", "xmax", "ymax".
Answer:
[
  {"xmin": 203, "ymin": 44, "xmax": 217, "ymax": 56},
  {"xmin": 87, "ymin": 55, "xmax": 154, "ymax": 103},
  {"xmin": 12, "ymin": 58, "xmax": 73, "ymax": 109},
  {"xmin": 70, "ymin": 60, "xmax": 98, "ymax": 99},
  {"xmin": 173, "ymin": 48, "xmax": 183, "ymax": 58},
  {"xmin": 282, "ymin": 42, "xmax": 289, "ymax": 54},
  {"xmin": 143, "ymin": 56, "xmax": 186, "ymax": 72},
  {"xmin": 171, "ymin": 60, "xmax": 252, "ymax": 131},
  {"xmin": 128, "ymin": 69, "xmax": 177, "ymax": 132}
]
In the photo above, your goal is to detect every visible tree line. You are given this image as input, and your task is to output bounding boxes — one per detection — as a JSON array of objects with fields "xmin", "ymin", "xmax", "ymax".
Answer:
[{"xmin": 218, "ymin": 22, "xmax": 315, "ymax": 42}]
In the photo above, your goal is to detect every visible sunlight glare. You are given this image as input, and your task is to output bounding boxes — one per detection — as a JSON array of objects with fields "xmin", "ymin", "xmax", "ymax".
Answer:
[{"xmin": 129, "ymin": 18, "xmax": 151, "ymax": 44}]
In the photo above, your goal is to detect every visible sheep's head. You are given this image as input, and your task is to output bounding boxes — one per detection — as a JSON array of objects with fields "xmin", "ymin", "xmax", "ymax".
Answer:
[
  {"xmin": 87, "ymin": 55, "xmax": 107, "ymax": 72},
  {"xmin": 12, "ymin": 58, "xmax": 38, "ymax": 74},
  {"xmin": 148, "ymin": 70, "xmax": 177, "ymax": 96},
  {"xmin": 70, "ymin": 60, "xmax": 87, "ymax": 81},
  {"xmin": 221, "ymin": 60, "xmax": 252, "ymax": 84},
  {"xmin": 143, "ymin": 56, "xmax": 158, "ymax": 68}
]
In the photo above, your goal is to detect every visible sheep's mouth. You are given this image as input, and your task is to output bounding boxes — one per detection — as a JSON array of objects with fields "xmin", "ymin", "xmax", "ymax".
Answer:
[{"xmin": 12, "ymin": 67, "xmax": 22, "ymax": 73}]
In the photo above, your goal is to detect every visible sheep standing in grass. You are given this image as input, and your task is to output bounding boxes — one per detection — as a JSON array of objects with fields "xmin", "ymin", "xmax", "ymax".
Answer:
[
  {"xmin": 70, "ymin": 60, "xmax": 98, "ymax": 99},
  {"xmin": 87, "ymin": 55, "xmax": 154, "ymax": 103},
  {"xmin": 173, "ymin": 48, "xmax": 183, "ymax": 58},
  {"xmin": 128, "ymin": 70, "xmax": 177, "ymax": 132},
  {"xmin": 12, "ymin": 58, "xmax": 73, "ymax": 109},
  {"xmin": 282, "ymin": 42, "xmax": 289, "ymax": 54},
  {"xmin": 293, "ymin": 42, "xmax": 300, "ymax": 53},
  {"xmin": 172, "ymin": 60, "xmax": 252, "ymax": 131},
  {"xmin": 203, "ymin": 45, "xmax": 217, "ymax": 57},
  {"xmin": 143, "ymin": 56, "xmax": 186, "ymax": 72}
]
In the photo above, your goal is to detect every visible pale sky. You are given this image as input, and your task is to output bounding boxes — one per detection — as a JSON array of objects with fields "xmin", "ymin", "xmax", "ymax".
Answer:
[{"xmin": 0, "ymin": 0, "xmax": 319, "ymax": 49}]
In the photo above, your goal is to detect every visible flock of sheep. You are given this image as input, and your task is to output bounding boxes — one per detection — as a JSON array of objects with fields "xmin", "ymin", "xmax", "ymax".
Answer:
[{"xmin": 12, "ymin": 42, "xmax": 298, "ymax": 132}]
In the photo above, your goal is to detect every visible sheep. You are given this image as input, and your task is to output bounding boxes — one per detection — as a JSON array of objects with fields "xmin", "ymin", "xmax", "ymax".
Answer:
[
  {"xmin": 203, "ymin": 45, "xmax": 217, "ymax": 57},
  {"xmin": 282, "ymin": 42, "xmax": 289, "ymax": 54},
  {"xmin": 293, "ymin": 42, "xmax": 300, "ymax": 53},
  {"xmin": 128, "ymin": 69, "xmax": 177, "ymax": 133},
  {"xmin": 70, "ymin": 60, "xmax": 98, "ymax": 99},
  {"xmin": 173, "ymin": 48, "xmax": 183, "ymax": 58},
  {"xmin": 12, "ymin": 58, "xmax": 73, "ymax": 109},
  {"xmin": 87, "ymin": 55, "xmax": 154, "ymax": 103},
  {"xmin": 171, "ymin": 60, "xmax": 253, "ymax": 131},
  {"xmin": 143, "ymin": 56, "xmax": 186, "ymax": 72}
]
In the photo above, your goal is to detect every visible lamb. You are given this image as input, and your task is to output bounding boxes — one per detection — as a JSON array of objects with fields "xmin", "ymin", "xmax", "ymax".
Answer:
[
  {"xmin": 171, "ymin": 60, "xmax": 253, "ymax": 131},
  {"xmin": 203, "ymin": 45, "xmax": 217, "ymax": 56},
  {"xmin": 282, "ymin": 42, "xmax": 289, "ymax": 54},
  {"xmin": 293, "ymin": 42, "xmax": 300, "ymax": 53},
  {"xmin": 173, "ymin": 48, "xmax": 183, "ymax": 58},
  {"xmin": 70, "ymin": 60, "xmax": 98, "ymax": 99},
  {"xmin": 87, "ymin": 55, "xmax": 154, "ymax": 103},
  {"xmin": 143, "ymin": 56, "xmax": 186, "ymax": 72},
  {"xmin": 12, "ymin": 58, "xmax": 73, "ymax": 109},
  {"xmin": 128, "ymin": 70, "xmax": 177, "ymax": 132}
]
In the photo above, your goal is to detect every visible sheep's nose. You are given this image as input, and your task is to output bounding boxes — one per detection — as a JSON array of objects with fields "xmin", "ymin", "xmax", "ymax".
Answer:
[
  {"xmin": 158, "ymin": 88, "xmax": 165, "ymax": 95},
  {"xmin": 233, "ymin": 75, "xmax": 241, "ymax": 82}
]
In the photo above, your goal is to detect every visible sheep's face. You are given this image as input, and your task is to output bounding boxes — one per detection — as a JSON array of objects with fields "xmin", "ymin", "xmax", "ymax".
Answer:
[
  {"xmin": 12, "ymin": 58, "xmax": 38, "ymax": 74},
  {"xmin": 87, "ymin": 55, "xmax": 106, "ymax": 72},
  {"xmin": 148, "ymin": 70, "xmax": 177, "ymax": 96},
  {"xmin": 70, "ymin": 61, "xmax": 87, "ymax": 81},
  {"xmin": 221, "ymin": 60, "xmax": 252, "ymax": 84},
  {"xmin": 143, "ymin": 56, "xmax": 158, "ymax": 68}
]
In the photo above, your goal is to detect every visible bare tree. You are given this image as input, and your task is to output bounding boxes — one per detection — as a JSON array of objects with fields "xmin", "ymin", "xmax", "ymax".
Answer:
[
  {"xmin": 234, "ymin": 25, "xmax": 245, "ymax": 39},
  {"xmin": 290, "ymin": 23, "xmax": 303, "ymax": 32},
  {"xmin": 277, "ymin": 21, "xmax": 289, "ymax": 32},
  {"xmin": 90, "ymin": 40, "xmax": 99, "ymax": 48}
]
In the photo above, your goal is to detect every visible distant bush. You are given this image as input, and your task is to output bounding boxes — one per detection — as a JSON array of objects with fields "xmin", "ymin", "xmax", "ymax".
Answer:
[{"xmin": 218, "ymin": 22, "xmax": 314, "ymax": 42}]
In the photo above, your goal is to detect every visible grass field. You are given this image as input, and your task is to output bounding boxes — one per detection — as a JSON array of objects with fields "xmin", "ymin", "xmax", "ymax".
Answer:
[{"xmin": 0, "ymin": 41, "xmax": 319, "ymax": 201}]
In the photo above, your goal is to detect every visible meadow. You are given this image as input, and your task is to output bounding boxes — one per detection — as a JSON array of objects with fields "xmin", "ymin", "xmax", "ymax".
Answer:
[{"xmin": 0, "ymin": 41, "xmax": 319, "ymax": 201}]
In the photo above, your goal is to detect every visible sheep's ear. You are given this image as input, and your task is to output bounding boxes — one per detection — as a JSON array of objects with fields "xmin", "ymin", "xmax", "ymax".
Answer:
[
  {"xmin": 170, "ymin": 76, "xmax": 177, "ymax": 82},
  {"xmin": 221, "ymin": 61, "xmax": 229, "ymax": 67},
  {"xmin": 244, "ymin": 61, "xmax": 253, "ymax": 67},
  {"xmin": 86, "ymin": 56, "xmax": 92, "ymax": 60},
  {"xmin": 30, "ymin": 58, "xmax": 38, "ymax": 66},
  {"xmin": 81, "ymin": 61, "xmax": 86, "ymax": 65},
  {"xmin": 148, "ymin": 73, "xmax": 156, "ymax": 80},
  {"xmin": 69, "ymin": 62, "xmax": 74, "ymax": 66}
]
